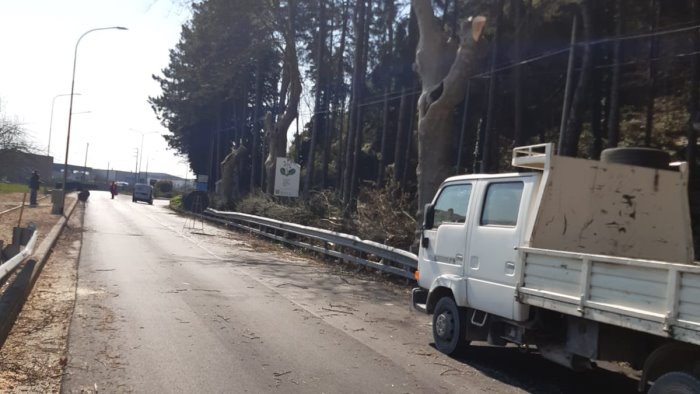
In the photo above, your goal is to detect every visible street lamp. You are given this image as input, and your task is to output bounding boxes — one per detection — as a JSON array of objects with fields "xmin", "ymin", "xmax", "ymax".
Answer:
[
  {"xmin": 59, "ymin": 26, "xmax": 127, "ymax": 214},
  {"xmin": 48, "ymin": 93, "xmax": 81, "ymax": 156}
]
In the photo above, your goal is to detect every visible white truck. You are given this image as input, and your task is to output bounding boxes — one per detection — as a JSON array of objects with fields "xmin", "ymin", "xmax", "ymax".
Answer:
[{"xmin": 412, "ymin": 144, "xmax": 700, "ymax": 393}]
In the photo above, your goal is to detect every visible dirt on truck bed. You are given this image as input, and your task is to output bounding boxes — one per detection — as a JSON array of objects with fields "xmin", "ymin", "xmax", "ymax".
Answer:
[{"xmin": 0, "ymin": 192, "xmax": 82, "ymax": 392}]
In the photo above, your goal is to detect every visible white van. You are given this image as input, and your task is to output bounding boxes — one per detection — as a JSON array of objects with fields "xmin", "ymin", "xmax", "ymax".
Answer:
[{"xmin": 133, "ymin": 183, "xmax": 154, "ymax": 205}]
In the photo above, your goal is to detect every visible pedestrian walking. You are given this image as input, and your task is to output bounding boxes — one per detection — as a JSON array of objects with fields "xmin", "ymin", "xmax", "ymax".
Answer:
[
  {"xmin": 29, "ymin": 170, "xmax": 42, "ymax": 207},
  {"xmin": 110, "ymin": 181, "xmax": 118, "ymax": 199}
]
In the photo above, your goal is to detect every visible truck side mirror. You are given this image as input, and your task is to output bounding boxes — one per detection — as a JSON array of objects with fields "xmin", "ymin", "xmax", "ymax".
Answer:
[{"xmin": 423, "ymin": 203, "xmax": 435, "ymax": 230}]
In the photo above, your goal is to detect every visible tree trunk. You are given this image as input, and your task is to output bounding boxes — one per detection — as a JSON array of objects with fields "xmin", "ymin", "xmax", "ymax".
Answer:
[
  {"xmin": 394, "ymin": 5, "xmax": 419, "ymax": 190},
  {"xmin": 607, "ymin": 0, "xmax": 623, "ymax": 148},
  {"xmin": 333, "ymin": 0, "xmax": 350, "ymax": 191},
  {"xmin": 561, "ymin": 1, "xmax": 592, "ymax": 157},
  {"xmin": 348, "ymin": 0, "xmax": 372, "ymax": 207},
  {"xmin": 342, "ymin": 0, "xmax": 368, "ymax": 207},
  {"xmin": 688, "ymin": 0, "xmax": 700, "ymax": 184},
  {"xmin": 393, "ymin": 87, "xmax": 408, "ymax": 183},
  {"xmin": 589, "ymin": 68, "xmax": 604, "ymax": 159},
  {"xmin": 304, "ymin": 0, "xmax": 328, "ymax": 196},
  {"xmin": 264, "ymin": 0, "xmax": 301, "ymax": 194},
  {"xmin": 413, "ymin": 0, "xmax": 486, "ymax": 216},
  {"xmin": 401, "ymin": 89, "xmax": 418, "ymax": 188},
  {"xmin": 644, "ymin": 0, "xmax": 660, "ymax": 147},
  {"xmin": 513, "ymin": 0, "xmax": 525, "ymax": 147},
  {"xmin": 481, "ymin": 0, "xmax": 504, "ymax": 173},
  {"xmin": 320, "ymin": 1, "xmax": 336, "ymax": 190},
  {"xmin": 378, "ymin": 86, "xmax": 390, "ymax": 186},
  {"xmin": 251, "ymin": 61, "xmax": 264, "ymax": 191}
]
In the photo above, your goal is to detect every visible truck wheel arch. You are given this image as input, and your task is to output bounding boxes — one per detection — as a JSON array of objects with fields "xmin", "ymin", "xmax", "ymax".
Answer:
[
  {"xmin": 426, "ymin": 276, "xmax": 468, "ymax": 314},
  {"xmin": 640, "ymin": 342, "xmax": 700, "ymax": 392},
  {"xmin": 427, "ymin": 287, "xmax": 455, "ymax": 314}
]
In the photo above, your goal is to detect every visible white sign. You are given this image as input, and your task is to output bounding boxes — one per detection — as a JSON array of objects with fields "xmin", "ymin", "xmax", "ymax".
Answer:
[{"xmin": 274, "ymin": 157, "xmax": 300, "ymax": 197}]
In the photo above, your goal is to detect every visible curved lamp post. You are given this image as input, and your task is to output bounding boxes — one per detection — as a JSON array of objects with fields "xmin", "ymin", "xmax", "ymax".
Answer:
[{"xmin": 59, "ymin": 26, "xmax": 127, "ymax": 214}]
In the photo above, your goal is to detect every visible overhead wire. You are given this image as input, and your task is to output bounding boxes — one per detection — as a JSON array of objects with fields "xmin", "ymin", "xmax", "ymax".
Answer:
[{"xmin": 295, "ymin": 22, "xmax": 700, "ymax": 119}]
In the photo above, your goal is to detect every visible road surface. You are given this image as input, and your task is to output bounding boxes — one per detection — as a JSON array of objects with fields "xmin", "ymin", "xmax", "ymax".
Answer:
[{"xmin": 62, "ymin": 191, "xmax": 639, "ymax": 393}]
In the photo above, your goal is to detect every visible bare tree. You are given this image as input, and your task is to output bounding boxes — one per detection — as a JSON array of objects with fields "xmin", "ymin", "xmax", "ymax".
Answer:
[
  {"xmin": 0, "ymin": 101, "xmax": 33, "ymax": 152},
  {"xmin": 413, "ymin": 0, "xmax": 486, "ymax": 216},
  {"xmin": 264, "ymin": 0, "xmax": 302, "ymax": 194}
]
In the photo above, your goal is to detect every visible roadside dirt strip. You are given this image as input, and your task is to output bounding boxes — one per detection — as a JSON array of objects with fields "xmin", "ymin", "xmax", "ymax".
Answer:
[{"xmin": 0, "ymin": 194, "xmax": 81, "ymax": 391}]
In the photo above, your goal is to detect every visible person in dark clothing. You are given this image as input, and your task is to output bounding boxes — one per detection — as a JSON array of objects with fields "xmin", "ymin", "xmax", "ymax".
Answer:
[
  {"xmin": 110, "ymin": 181, "xmax": 118, "ymax": 199},
  {"xmin": 29, "ymin": 170, "xmax": 41, "ymax": 206}
]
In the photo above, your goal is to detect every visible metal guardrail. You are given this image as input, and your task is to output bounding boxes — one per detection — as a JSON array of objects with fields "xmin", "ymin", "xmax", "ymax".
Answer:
[
  {"xmin": 204, "ymin": 208, "xmax": 418, "ymax": 280},
  {"xmin": 0, "ymin": 227, "xmax": 38, "ymax": 349},
  {"xmin": 0, "ymin": 227, "xmax": 38, "ymax": 286}
]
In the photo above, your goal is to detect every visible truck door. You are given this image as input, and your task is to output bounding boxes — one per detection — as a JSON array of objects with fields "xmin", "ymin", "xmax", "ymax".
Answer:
[
  {"xmin": 419, "ymin": 183, "xmax": 473, "ymax": 287},
  {"xmin": 466, "ymin": 179, "xmax": 529, "ymax": 321}
]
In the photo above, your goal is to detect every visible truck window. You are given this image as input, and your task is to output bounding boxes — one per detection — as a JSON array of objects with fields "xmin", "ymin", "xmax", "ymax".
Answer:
[
  {"xmin": 480, "ymin": 182, "xmax": 524, "ymax": 227},
  {"xmin": 433, "ymin": 184, "xmax": 472, "ymax": 227}
]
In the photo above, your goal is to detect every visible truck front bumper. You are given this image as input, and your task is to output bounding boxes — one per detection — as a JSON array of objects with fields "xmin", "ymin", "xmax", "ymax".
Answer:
[{"xmin": 411, "ymin": 288, "xmax": 428, "ymax": 313}]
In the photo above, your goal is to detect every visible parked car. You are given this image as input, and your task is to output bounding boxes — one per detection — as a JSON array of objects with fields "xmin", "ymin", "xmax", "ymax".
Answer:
[{"xmin": 133, "ymin": 183, "xmax": 153, "ymax": 205}]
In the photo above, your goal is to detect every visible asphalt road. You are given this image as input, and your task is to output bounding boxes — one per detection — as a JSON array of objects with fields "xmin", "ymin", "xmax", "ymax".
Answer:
[{"xmin": 61, "ymin": 191, "xmax": 639, "ymax": 393}]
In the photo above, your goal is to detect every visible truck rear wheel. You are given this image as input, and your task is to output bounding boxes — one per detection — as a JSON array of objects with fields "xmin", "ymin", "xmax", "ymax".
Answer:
[
  {"xmin": 432, "ymin": 297, "xmax": 468, "ymax": 356},
  {"xmin": 649, "ymin": 372, "xmax": 700, "ymax": 394}
]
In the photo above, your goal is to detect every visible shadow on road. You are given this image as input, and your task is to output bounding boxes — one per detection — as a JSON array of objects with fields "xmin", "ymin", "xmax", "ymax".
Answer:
[{"xmin": 436, "ymin": 343, "xmax": 639, "ymax": 393}]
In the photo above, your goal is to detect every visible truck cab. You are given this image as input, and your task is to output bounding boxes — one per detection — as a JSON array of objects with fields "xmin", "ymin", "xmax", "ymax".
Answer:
[{"xmin": 416, "ymin": 172, "xmax": 539, "ymax": 323}]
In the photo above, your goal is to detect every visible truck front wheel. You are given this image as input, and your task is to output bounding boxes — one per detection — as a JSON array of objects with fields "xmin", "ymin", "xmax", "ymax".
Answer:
[
  {"xmin": 432, "ymin": 297, "xmax": 468, "ymax": 356},
  {"xmin": 649, "ymin": 372, "xmax": 700, "ymax": 394}
]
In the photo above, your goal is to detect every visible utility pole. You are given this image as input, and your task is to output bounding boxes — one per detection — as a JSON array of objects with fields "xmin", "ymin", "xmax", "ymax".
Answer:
[{"xmin": 558, "ymin": 15, "xmax": 578, "ymax": 155}]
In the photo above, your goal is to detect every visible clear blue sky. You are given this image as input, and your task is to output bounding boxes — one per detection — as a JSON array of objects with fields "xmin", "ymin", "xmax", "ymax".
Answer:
[{"xmin": 0, "ymin": 0, "xmax": 193, "ymax": 178}]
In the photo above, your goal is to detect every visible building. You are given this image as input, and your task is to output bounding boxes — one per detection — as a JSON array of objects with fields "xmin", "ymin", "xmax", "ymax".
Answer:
[{"xmin": 0, "ymin": 150, "xmax": 52, "ymax": 184}]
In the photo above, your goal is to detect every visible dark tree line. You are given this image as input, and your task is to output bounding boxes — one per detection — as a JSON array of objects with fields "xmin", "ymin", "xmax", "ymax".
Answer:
[{"xmin": 150, "ymin": 0, "xmax": 700, "ymax": 217}]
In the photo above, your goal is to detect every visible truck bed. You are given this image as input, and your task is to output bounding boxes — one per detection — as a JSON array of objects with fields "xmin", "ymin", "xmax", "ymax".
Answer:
[{"xmin": 517, "ymin": 247, "xmax": 700, "ymax": 346}]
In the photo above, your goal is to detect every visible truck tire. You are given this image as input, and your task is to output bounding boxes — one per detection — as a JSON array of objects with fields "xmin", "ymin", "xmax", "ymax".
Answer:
[
  {"xmin": 600, "ymin": 147, "xmax": 670, "ymax": 170},
  {"xmin": 649, "ymin": 372, "xmax": 700, "ymax": 394},
  {"xmin": 432, "ymin": 297, "xmax": 468, "ymax": 356}
]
